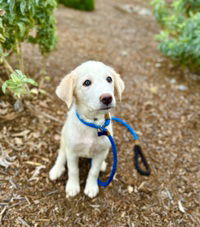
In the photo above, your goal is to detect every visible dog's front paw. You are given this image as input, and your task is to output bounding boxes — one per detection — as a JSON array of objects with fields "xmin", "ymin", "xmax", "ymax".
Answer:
[
  {"xmin": 66, "ymin": 180, "xmax": 80, "ymax": 197},
  {"xmin": 84, "ymin": 182, "xmax": 99, "ymax": 198},
  {"xmin": 49, "ymin": 165, "xmax": 65, "ymax": 181}
]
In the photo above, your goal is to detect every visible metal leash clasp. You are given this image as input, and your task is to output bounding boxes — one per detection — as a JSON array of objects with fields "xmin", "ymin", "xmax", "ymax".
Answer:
[
  {"xmin": 97, "ymin": 127, "xmax": 110, "ymax": 137},
  {"xmin": 97, "ymin": 113, "xmax": 111, "ymax": 137}
]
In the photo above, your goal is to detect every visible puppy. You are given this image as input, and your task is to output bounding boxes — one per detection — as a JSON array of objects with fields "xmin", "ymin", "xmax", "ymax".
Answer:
[{"xmin": 49, "ymin": 61, "xmax": 125, "ymax": 198}]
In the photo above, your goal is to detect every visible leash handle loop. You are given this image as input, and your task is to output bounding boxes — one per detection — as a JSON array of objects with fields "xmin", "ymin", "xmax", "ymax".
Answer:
[
  {"xmin": 134, "ymin": 144, "xmax": 151, "ymax": 176},
  {"xmin": 112, "ymin": 117, "xmax": 151, "ymax": 176}
]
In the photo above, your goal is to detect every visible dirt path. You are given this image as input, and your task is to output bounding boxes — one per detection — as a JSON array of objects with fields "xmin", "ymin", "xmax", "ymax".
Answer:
[{"xmin": 1, "ymin": 0, "xmax": 200, "ymax": 226}]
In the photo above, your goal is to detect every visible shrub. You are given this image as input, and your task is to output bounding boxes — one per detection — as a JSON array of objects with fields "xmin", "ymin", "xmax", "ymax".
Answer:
[
  {"xmin": 59, "ymin": 0, "xmax": 95, "ymax": 11},
  {"xmin": 152, "ymin": 0, "xmax": 200, "ymax": 72},
  {"xmin": 0, "ymin": 0, "xmax": 57, "ymax": 98}
]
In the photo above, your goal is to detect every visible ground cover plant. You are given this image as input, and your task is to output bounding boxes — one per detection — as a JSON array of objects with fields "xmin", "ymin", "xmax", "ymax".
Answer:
[{"xmin": 152, "ymin": 0, "xmax": 200, "ymax": 72}]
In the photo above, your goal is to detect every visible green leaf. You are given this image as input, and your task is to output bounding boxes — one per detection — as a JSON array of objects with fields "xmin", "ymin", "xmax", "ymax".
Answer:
[
  {"xmin": 17, "ymin": 22, "xmax": 26, "ymax": 37},
  {"xmin": 2, "ymin": 81, "xmax": 7, "ymax": 93},
  {"xmin": 15, "ymin": 69, "xmax": 23, "ymax": 75},
  {"xmin": 24, "ymin": 78, "xmax": 38, "ymax": 86},
  {"xmin": 20, "ymin": 0, "xmax": 26, "ymax": 15},
  {"xmin": 0, "ymin": 34, "xmax": 5, "ymax": 42},
  {"xmin": 5, "ymin": 80, "xmax": 21, "ymax": 89},
  {"xmin": 0, "ymin": 18, "xmax": 4, "ymax": 29},
  {"xmin": 9, "ymin": 0, "xmax": 15, "ymax": 14},
  {"xmin": 10, "ymin": 70, "xmax": 26, "ymax": 81}
]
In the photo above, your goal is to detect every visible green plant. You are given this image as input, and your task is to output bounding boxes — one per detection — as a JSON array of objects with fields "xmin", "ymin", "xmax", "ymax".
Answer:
[
  {"xmin": 152, "ymin": 0, "xmax": 200, "ymax": 72},
  {"xmin": 59, "ymin": 0, "xmax": 95, "ymax": 11},
  {"xmin": 0, "ymin": 0, "xmax": 57, "ymax": 98},
  {"xmin": 2, "ymin": 70, "xmax": 38, "ymax": 98}
]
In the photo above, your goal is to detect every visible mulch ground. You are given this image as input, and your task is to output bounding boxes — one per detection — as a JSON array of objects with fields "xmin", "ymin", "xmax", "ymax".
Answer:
[{"xmin": 0, "ymin": 0, "xmax": 200, "ymax": 226}]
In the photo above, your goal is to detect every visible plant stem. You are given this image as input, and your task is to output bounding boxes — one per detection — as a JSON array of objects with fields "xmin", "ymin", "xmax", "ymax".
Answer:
[
  {"xmin": 16, "ymin": 41, "xmax": 24, "ymax": 72},
  {"xmin": 2, "ymin": 58, "xmax": 14, "ymax": 75}
]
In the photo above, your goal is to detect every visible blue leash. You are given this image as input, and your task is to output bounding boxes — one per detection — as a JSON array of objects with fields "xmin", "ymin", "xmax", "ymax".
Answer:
[{"xmin": 76, "ymin": 111, "xmax": 150, "ymax": 187}]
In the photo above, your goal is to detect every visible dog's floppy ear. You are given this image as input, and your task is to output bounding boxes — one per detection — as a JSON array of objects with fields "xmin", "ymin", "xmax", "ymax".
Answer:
[
  {"xmin": 112, "ymin": 70, "xmax": 125, "ymax": 101},
  {"xmin": 56, "ymin": 72, "xmax": 75, "ymax": 108}
]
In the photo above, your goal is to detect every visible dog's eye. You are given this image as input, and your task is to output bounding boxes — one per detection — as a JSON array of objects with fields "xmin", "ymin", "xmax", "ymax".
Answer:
[
  {"xmin": 106, "ymin": 76, "xmax": 112, "ymax": 83},
  {"xmin": 83, "ymin": 80, "xmax": 92, "ymax": 87}
]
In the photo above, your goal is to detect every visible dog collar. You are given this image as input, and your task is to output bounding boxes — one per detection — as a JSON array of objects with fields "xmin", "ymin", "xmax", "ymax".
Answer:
[{"xmin": 76, "ymin": 111, "xmax": 111, "ymax": 130}]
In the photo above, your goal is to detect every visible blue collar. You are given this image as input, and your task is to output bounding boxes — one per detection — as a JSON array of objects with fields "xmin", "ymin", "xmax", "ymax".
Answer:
[{"xmin": 76, "ymin": 111, "xmax": 111, "ymax": 130}]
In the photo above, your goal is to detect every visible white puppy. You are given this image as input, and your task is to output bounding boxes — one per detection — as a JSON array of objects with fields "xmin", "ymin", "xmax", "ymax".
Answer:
[{"xmin": 49, "ymin": 61, "xmax": 125, "ymax": 198}]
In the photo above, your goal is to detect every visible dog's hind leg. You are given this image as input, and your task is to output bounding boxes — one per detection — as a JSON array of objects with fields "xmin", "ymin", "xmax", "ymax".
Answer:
[
  {"xmin": 100, "ymin": 149, "xmax": 109, "ymax": 172},
  {"xmin": 100, "ymin": 161, "xmax": 107, "ymax": 172},
  {"xmin": 49, "ymin": 138, "xmax": 66, "ymax": 181}
]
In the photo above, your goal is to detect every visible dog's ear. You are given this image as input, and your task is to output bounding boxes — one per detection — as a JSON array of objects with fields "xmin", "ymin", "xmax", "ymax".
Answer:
[
  {"xmin": 112, "ymin": 70, "xmax": 125, "ymax": 101},
  {"xmin": 56, "ymin": 72, "xmax": 75, "ymax": 108}
]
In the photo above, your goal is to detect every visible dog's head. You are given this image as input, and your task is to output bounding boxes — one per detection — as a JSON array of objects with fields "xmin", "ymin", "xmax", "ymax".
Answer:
[{"xmin": 56, "ymin": 61, "xmax": 125, "ymax": 115}]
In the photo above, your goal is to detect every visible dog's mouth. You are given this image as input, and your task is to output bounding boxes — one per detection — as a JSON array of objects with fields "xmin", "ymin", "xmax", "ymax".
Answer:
[
  {"xmin": 99, "ymin": 105, "xmax": 114, "ymax": 111},
  {"xmin": 100, "ymin": 107, "xmax": 111, "ymax": 110},
  {"xmin": 88, "ymin": 104, "xmax": 115, "ymax": 112}
]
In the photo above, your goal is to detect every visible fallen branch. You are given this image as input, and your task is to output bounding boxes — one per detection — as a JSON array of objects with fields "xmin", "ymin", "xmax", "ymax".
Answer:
[{"xmin": 2, "ymin": 58, "xmax": 14, "ymax": 75}]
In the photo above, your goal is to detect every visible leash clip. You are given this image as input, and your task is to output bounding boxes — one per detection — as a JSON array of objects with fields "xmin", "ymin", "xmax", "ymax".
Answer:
[{"xmin": 97, "ymin": 128, "xmax": 110, "ymax": 137}]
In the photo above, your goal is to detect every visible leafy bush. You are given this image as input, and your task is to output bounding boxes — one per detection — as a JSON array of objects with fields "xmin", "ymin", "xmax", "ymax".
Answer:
[
  {"xmin": 59, "ymin": 0, "xmax": 94, "ymax": 11},
  {"xmin": 0, "ymin": 0, "xmax": 57, "ymax": 98},
  {"xmin": 0, "ymin": 0, "xmax": 57, "ymax": 55},
  {"xmin": 152, "ymin": 0, "xmax": 200, "ymax": 72}
]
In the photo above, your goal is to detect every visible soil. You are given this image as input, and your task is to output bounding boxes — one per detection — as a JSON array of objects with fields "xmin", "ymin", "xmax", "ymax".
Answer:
[{"xmin": 0, "ymin": 0, "xmax": 200, "ymax": 226}]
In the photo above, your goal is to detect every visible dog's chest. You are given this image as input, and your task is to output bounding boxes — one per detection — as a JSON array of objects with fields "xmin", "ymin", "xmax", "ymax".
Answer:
[
  {"xmin": 64, "ymin": 112, "xmax": 113, "ymax": 158},
  {"xmin": 73, "ymin": 131, "xmax": 110, "ymax": 158},
  {"xmin": 70, "ymin": 128, "xmax": 110, "ymax": 158}
]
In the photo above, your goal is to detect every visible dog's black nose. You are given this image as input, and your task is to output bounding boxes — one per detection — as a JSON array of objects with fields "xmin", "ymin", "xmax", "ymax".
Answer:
[{"xmin": 100, "ymin": 94, "xmax": 113, "ymax": 106}]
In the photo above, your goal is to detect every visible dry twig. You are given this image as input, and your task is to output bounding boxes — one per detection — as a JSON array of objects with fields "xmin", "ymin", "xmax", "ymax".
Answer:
[{"xmin": 17, "ymin": 217, "xmax": 30, "ymax": 227}]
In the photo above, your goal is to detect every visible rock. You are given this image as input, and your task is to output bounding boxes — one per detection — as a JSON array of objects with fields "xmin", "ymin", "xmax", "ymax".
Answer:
[
  {"xmin": 138, "ymin": 8, "xmax": 152, "ymax": 16},
  {"xmin": 155, "ymin": 63, "xmax": 162, "ymax": 68},
  {"xmin": 127, "ymin": 185, "xmax": 134, "ymax": 193},
  {"xmin": 115, "ymin": 4, "xmax": 152, "ymax": 17},
  {"xmin": 121, "ymin": 50, "xmax": 128, "ymax": 56},
  {"xmin": 191, "ymin": 73, "xmax": 200, "ymax": 81},
  {"xmin": 14, "ymin": 99, "xmax": 24, "ymax": 112},
  {"xmin": 177, "ymin": 85, "xmax": 188, "ymax": 91},
  {"xmin": 170, "ymin": 78, "xmax": 176, "ymax": 84}
]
